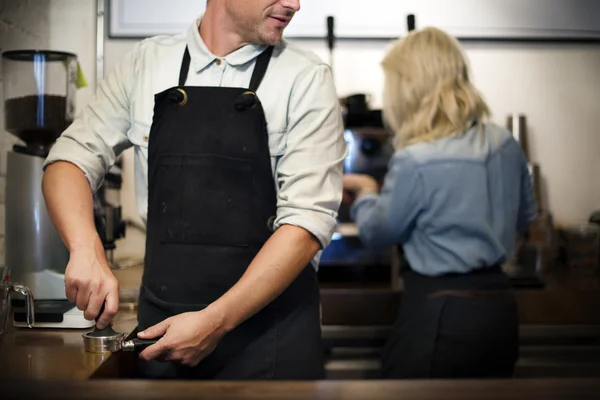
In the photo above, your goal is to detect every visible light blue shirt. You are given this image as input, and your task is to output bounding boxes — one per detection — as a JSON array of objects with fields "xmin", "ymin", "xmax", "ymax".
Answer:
[{"xmin": 351, "ymin": 123, "xmax": 538, "ymax": 277}]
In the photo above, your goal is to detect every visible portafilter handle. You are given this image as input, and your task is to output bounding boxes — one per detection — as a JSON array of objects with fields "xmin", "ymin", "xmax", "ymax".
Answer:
[{"xmin": 122, "ymin": 338, "xmax": 159, "ymax": 352}]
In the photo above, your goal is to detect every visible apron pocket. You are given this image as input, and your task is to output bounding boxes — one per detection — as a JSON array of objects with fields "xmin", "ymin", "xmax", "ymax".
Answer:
[{"xmin": 156, "ymin": 153, "xmax": 254, "ymax": 247}]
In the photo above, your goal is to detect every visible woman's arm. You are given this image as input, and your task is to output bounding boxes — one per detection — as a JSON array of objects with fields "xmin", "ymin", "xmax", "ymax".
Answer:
[{"xmin": 347, "ymin": 152, "xmax": 423, "ymax": 247}]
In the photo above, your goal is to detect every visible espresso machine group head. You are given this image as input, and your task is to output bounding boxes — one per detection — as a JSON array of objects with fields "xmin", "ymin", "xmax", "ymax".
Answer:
[{"xmin": 2, "ymin": 49, "xmax": 94, "ymax": 328}]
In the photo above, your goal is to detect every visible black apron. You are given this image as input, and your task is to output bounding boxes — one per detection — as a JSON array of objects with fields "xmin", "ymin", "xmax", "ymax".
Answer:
[
  {"xmin": 381, "ymin": 251, "xmax": 519, "ymax": 379},
  {"xmin": 136, "ymin": 46, "xmax": 324, "ymax": 380}
]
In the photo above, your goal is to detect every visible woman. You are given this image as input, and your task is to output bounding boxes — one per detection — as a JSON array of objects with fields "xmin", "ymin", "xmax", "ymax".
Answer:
[{"xmin": 343, "ymin": 27, "xmax": 538, "ymax": 379}]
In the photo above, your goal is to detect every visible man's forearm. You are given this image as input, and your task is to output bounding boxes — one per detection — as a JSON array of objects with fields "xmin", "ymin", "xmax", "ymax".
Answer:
[
  {"xmin": 208, "ymin": 224, "xmax": 321, "ymax": 332},
  {"xmin": 42, "ymin": 161, "xmax": 103, "ymax": 253},
  {"xmin": 43, "ymin": 161, "xmax": 120, "ymax": 324}
]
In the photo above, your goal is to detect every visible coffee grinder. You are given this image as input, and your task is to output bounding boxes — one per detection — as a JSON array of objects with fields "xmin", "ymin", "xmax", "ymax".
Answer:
[{"xmin": 2, "ymin": 50, "xmax": 94, "ymax": 328}]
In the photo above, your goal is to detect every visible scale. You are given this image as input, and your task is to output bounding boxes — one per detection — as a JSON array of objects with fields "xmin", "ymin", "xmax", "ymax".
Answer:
[
  {"xmin": 13, "ymin": 300, "xmax": 94, "ymax": 329},
  {"xmin": 11, "ymin": 271, "xmax": 94, "ymax": 329}
]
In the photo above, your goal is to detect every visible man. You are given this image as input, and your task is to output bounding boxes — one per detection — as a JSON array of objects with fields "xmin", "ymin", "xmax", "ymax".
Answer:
[{"xmin": 42, "ymin": 0, "xmax": 346, "ymax": 379}]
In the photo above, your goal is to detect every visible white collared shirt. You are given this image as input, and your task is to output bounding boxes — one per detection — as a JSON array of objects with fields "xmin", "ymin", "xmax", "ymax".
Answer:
[{"xmin": 44, "ymin": 17, "xmax": 347, "ymax": 268}]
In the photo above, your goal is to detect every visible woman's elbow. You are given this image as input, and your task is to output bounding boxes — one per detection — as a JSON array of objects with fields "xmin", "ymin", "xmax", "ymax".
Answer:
[{"xmin": 357, "ymin": 224, "xmax": 390, "ymax": 249}]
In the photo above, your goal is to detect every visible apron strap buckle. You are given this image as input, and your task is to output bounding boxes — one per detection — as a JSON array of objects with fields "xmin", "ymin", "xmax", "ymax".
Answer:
[
  {"xmin": 169, "ymin": 88, "xmax": 188, "ymax": 106},
  {"xmin": 234, "ymin": 91, "xmax": 258, "ymax": 111}
]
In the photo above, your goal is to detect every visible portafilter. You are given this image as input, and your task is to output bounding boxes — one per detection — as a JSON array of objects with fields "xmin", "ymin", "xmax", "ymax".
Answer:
[{"xmin": 82, "ymin": 303, "xmax": 157, "ymax": 353}]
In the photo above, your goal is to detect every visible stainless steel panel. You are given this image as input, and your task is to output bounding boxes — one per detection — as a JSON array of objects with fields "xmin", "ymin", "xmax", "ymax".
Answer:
[{"xmin": 5, "ymin": 151, "xmax": 69, "ymax": 299}]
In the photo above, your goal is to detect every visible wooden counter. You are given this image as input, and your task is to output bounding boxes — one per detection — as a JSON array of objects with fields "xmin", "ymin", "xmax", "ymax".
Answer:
[
  {"xmin": 0, "ymin": 308, "xmax": 138, "ymax": 380},
  {"xmin": 1, "ymin": 262, "xmax": 599, "ymax": 382},
  {"xmin": 4, "ymin": 378, "xmax": 600, "ymax": 399},
  {"xmin": 0, "ymin": 265, "xmax": 143, "ymax": 380}
]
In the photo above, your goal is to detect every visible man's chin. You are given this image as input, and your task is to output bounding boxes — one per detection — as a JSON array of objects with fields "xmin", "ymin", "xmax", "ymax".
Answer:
[
  {"xmin": 261, "ymin": 38, "xmax": 282, "ymax": 46},
  {"xmin": 258, "ymin": 29, "xmax": 284, "ymax": 46}
]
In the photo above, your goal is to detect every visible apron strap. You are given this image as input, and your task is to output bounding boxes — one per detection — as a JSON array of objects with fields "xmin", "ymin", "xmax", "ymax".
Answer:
[
  {"xmin": 179, "ymin": 46, "xmax": 191, "ymax": 87},
  {"xmin": 248, "ymin": 46, "xmax": 274, "ymax": 92},
  {"xmin": 178, "ymin": 45, "xmax": 274, "ymax": 90}
]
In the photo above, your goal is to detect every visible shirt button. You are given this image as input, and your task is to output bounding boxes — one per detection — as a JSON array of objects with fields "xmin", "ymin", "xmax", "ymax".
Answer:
[
  {"xmin": 215, "ymin": 59, "xmax": 222, "ymax": 66},
  {"xmin": 144, "ymin": 136, "xmax": 149, "ymax": 142}
]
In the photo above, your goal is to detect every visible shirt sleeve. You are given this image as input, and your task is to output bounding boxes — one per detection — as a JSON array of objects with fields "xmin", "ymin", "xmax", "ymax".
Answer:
[
  {"xmin": 350, "ymin": 152, "xmax": 423, "ymax": 248},
  {"xmin": 43, "ymin": 42, "xmax": 141, "ymax": 193},
  {"xmin": 517, "ymin": 155, "xmax": 539, "ymax": 232},
  {"xmin": 273, "ymin": 63, "xmax": 347, "ymax": 249}
]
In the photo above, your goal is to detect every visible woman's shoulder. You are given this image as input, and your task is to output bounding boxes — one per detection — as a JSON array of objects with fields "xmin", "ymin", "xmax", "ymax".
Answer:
[
  {"xmin": 404, "ymin": 122, "xmax": 518, "ymax": 164},
  {"xmin": 481, "ymin": 123, "xmax": 517, "ymax": 146}
]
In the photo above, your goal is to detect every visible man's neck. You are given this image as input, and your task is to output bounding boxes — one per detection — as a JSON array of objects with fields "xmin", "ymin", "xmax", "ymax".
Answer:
[{"xmin": 199, "ymin": 7, "xmax": 248, "ymax": 57}]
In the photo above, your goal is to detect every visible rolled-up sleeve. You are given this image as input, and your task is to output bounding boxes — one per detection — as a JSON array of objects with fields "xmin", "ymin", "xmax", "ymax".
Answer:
[
  {"xmin": 273, "ymin": 64, "xmax": 347, "ymax": 248},
  {"xmin": 43, "ymin": 43, "xmax": 140, "ymax": 193}
]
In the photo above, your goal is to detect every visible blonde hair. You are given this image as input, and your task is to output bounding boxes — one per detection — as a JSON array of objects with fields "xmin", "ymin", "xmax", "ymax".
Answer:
[{"xmin": 381, "ymin": 27, "xmax": 491, "ymax": 149}]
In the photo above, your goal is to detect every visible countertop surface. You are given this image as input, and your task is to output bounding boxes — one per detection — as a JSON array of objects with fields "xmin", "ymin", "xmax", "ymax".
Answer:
[
  {"xmin": 0, "ymin": 309, "xmax": 138, "ymax": 380},
  {"xmin": 4, "ymin": 378, "xmax": 600, "ymax": 399},
  {"xmin": 0, "ymin": 266, "xmax": 142, "ymax": 380},
  {"xmin": 1, "ymin": 262, "xmax": 599, "ymax": 383}
]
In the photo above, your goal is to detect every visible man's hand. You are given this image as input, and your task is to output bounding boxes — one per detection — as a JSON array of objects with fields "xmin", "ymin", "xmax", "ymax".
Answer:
[
  {"xmin": 42, "ymin": 161, "xmax": 120, "ymax": 328},
  {"xmin": 136, "ymin": 225, "xmax": 320, "ymax": 367},
  {"xmin": 64, "ymin": 241, "xmax": 119, "ymax": 329},
  {"xmin": 137, "ymin": 307, "xmax": 228, "ymax": 367}
]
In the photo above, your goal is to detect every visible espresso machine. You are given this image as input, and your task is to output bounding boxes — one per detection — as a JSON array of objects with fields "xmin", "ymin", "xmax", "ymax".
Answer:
[{"xmin": 2, "ymin": 49, "xmax": 94, "ymax": 328}]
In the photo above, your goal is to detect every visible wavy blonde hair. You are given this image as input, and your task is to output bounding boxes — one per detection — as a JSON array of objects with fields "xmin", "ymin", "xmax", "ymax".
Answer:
[{"xmin": 381, "ymin": 27, "xmax": 491, "ymax": 149}]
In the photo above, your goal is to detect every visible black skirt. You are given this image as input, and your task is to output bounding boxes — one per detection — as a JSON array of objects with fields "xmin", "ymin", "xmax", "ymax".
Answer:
[{"xmin": 381, "ymin": 265, "xmax": 519, "ymax": 379}]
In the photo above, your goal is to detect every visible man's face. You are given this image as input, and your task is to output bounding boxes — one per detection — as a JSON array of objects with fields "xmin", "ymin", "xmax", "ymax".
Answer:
[{"xmin": 225, "ymin": 0, "xmax": 300, "ymax": 45}]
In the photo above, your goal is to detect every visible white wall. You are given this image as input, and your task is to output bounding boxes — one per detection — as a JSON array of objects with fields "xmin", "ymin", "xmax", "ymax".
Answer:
[
  {"xmin": 285, "ymin": 41, "xmax": 600, "ymax": 227},
  {"xmin": 2, "ymin": 0, "xmax": 599, "ymax": 264},
  {"xmin": 47, "ymin": 0, "xmax": 98, "ymax": 118}
]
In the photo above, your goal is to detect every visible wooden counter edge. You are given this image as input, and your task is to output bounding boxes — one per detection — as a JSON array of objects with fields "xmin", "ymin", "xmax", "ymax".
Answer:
[{"xmin": 4, "ymin": 377, "xmax": 600, "ymax": 400}]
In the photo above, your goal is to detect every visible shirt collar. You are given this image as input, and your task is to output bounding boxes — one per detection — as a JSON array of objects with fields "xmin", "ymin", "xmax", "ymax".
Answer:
[{"xmin": 186, "ymin": 16, "xmax": 268, "ymax": 72}]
